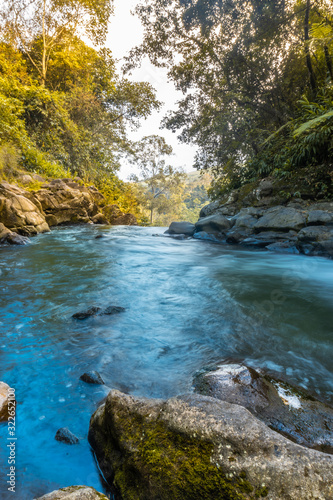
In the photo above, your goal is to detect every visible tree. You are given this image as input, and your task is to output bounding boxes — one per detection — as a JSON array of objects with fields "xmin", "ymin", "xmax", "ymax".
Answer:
[
  {"xmin": 127, "ymin": 0, "xmax": 333, "ymax": 194},
  {"xmin": 0, "ymin": 0, "xmax": 113, "ymax": 85},
  {"xmin": 131, "ymin": 135, "xmax": 185, "ymax": 224}
]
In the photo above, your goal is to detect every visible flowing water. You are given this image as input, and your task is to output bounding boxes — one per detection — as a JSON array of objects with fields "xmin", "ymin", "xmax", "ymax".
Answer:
[{"xmin": 0, "ymin": 225, "xmax": 333, "ymax": 498}]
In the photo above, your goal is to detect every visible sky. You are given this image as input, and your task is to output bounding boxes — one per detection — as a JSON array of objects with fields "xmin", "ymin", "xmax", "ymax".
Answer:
[{"xmin": 106, "ymin": 0, "xmax": 197, "ymax": 181}]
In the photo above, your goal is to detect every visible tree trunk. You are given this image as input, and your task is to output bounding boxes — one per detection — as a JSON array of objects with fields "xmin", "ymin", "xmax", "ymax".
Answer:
[
  {"xmin": 150, "ymin": 209, "xmax": 154, "ymax": 225},
  {"xmin": 324, "ymin": 45, "xmax": 333, "ymax": 81},
  {"xmin": 304, "ymin": 0, "xmax": 316, "ymax": 94}
]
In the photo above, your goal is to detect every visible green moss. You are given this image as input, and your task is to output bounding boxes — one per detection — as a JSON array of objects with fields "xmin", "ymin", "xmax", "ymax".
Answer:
[
  {"xmin": 102, "ymin": 406, "xmax": 262, "ymax": 500},
  {"xmin": 255, "ymin": 486, "xmax": 269, "ymax": 497}
]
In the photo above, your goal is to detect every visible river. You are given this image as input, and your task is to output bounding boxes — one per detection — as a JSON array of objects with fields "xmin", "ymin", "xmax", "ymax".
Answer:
[{"xmin": 0, "ymin": 225, "xmax": 332, "ymax": 498}]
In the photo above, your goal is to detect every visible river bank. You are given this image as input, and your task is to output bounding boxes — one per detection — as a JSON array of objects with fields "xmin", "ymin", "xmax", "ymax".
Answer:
[
  {"xmin": 166, "ymin": 177, "xmax": 333, "ymax": 259},
  {"xmin": 0, "ymin": 177, "xmax": 137, "ymax": 246}
]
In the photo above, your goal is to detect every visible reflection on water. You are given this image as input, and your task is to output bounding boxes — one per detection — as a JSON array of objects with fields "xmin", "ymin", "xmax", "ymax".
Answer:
[{"xmin": 0, "ymin": 225, "xmax": 332, "ymax": 498}]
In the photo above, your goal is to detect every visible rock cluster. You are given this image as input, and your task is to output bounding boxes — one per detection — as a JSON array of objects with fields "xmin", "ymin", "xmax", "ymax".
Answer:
[
  {"xmin": 89, "ymin": 389, "xmax": 333, "ymax": 500},
  {"xmin": 0, "ymin": 178, "xmax": 137, "ymax": 245},
  {"xmin": 166, "ymin": 180, "xmax": 333, "ymax": 257}
]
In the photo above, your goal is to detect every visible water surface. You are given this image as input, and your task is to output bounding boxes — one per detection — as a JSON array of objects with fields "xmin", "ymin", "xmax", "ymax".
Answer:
[{"xmin": 0, "ymin": 225, "xmax": 332, "ymax": 498}]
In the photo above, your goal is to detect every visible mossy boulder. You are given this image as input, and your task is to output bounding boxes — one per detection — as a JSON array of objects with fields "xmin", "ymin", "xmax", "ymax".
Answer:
[{"xmin": 88, "ymin": 390, "xmax": 333, "ymax": 500}]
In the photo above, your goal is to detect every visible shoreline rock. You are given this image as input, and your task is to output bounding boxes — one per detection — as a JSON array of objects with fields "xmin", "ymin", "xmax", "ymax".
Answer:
[
  {"xmin": 89, "ymin": 389, "xmax": 333, "ymax": 500},
  {"xmin": 166, "ymin": 186, "xmax": 333, "ymax": 258},
  {"xmin": 0, "ymin": 178, "xmax": 137, "ymax": 246}
]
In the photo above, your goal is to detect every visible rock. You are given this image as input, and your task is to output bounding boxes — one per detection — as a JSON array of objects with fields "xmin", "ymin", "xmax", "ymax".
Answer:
[
  {"xmin": 297, "ymin": 226, "xmax": 333, "ymax": 257},
  {"xmin": 307, "ymin": 210, "xmax": 333, "ymax": 225},
  {"xmin": 91, "ymin": 213, "xmax": 108, "ymax": 225},
  {"xmin": 80, "ymin": 371, "xmax": 105, "ymax": 385},
  {"xmin": 241, "ymin": 230, "xmax": 298, "ymax": 248},
  {"xmin": 195, "ymin": 214, "xmax": 232, "ymax": 233},
  {"xmin": 168, "ymin": 233, "xmax": 188, "ymax": 240},
  {"xmin": 72, "ymin": 307, "xmax": 101, "ymax": 320},
  {"xmin": 55, "ymin": 428, "xmax": 79, "ymax": 445},
  {"xmin": 35, "ymin": 486, "xmax": 108, "ymax": 499},
  {"xmin": 0, "ymin": 182, "xmax": 50, "ymax": 235},
  {"xmin": 19, "ymin": 174, "xmax": 33, "ymax": 185},
  {"xmin": 33, "ymin": 181, "xmax": 100, "ymax": 226},
  {"xmin": 254, "ymin": 178, "xmax": 274, "ymax": 199},
  {"xmin": 102, "ymin": 306, "xmax": 126, "ymax": 315},
  {"xmin": 89, "ymin": 389, "xmax": 333, "ymax": 500},
  {"xmin": 193, "ymin": 231, "xmax": 225, "ymax": 243},
  {"xmin": 194, "ymin": 363, "xmax": 333, "ymax": 453},
  {"xmin": 199, "ymin": 201, "xmax": 221, "ymax": 218},
  {"xmin": 95, "ymin": 234, "xmax": 104, "ymax": 239},
  {"xmin": 254, "ymin": 206, "xmax": 307, "ymax": 232},
  {"xmin": 0, "ymin": 382, "xmax": 10, "ymax": 422},
  {"xmin": 232, "ymin": 214, "xmax": 258, "ymax": 229},
  {"xmin": 103, "ymin": 204, "xmax": 137, "ymax": 226},
  {"xmin": 265, "ymin": 241, "xmax": 299, "ymax": 254},
  {"xmin": 166, "ymin": 221, "xmax": 195, "ymax": 236},
  {"xmin": 0, "ymin": 223, "xmax": 12, "ymax": 243},
  {"xmin": 225, "ymin": 229, "xmax": 252, "ymax": 244}
]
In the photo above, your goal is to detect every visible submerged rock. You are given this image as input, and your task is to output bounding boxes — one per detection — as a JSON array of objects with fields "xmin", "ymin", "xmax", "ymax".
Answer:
[
  {"xmin": 194, "ymin": 363, "xmax": 333, "ymax": 453},
  {"xmin": 102, "ymin": 306, "xmax": 125, "ymax": 315},
  {"xmin": 80, "ymin": 371, "xmax": 105, "ymax": 385},
  {"xmin": 55, "ymin": 427, "xmax": 79, "ymax": 445},
  {"xmin": 89, "ymin": 389, "xmax": 333, "ymax": 500},
  {"xmin": 36, "ymin": 486, "xmax": 108, "ymax": 499},
  {"xmin": 72, "ymin": 307, "xmax": 101, "ymax": 320}
]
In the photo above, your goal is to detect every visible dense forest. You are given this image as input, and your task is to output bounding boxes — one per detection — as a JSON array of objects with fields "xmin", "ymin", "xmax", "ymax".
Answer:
[{"xmin": 0, "ymin": 0, "xmax": 332, "ymax": 224}]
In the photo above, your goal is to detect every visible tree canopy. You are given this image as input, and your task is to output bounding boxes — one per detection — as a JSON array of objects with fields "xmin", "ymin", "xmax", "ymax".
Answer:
[{"xmin": 127, "ymin": 0, "xmax": 333, "ymax": 198}]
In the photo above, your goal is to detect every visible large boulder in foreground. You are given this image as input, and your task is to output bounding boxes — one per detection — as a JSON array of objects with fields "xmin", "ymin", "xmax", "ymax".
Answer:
[
  {"xmin": 194, "ymin": 364, "xmax": 333, "ymax": 453},
  {"xmin": 89, "ymin": 389, "xmax": 333, "ymax": 500},
  {"xmin": 36, "ymin": 486, "xmax": 108, "ymax": 499}
]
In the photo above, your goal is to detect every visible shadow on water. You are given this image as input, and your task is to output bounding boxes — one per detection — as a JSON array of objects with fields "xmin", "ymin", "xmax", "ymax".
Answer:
[{"xmin": 0, "ymin": 225, "xmax": 332, "ymax": 498}]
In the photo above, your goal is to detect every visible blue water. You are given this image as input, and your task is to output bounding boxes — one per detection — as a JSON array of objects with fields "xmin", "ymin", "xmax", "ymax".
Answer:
[{"xmin": 0, "ymin": 225, "xmax": 333, "ymax": 498}]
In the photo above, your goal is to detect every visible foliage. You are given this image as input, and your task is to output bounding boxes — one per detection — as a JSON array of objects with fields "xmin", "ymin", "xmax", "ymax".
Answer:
[
  {"xmin": 128, "ymin": 0, "xmax": 333, "ymax": 199},
  {"xmin": 131, "ymin": 135, "xmax": 186, "ymax": 224}
]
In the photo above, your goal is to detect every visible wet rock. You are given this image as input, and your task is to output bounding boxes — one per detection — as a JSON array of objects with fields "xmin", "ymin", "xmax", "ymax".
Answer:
[
  {"xmin": 80, "ymin": 371, "xmax": 105, "ymax": 385},
  {"xmin": 55, "ymin": 427, "xmax": 79, "ymax": 445},
  {"xmin": 72, "ymin": 307, "xmax": 101, "ymax": 320},
  {"xmin": 195, "ymin": 213, "xmax": 232, "ymax": 233},
  {"xmin": 36, "ymin": 486, "xmax": 108, "ymax": 499},
  {"xmin": 89, "ymin": 389, "xmax": 333, "ymax": 500},
  {"xmin": 241, "ymin": 230, "xmax": 298, "ymax": 248},
  {"xmin": 0, "ymin": 382, "xmax": 10, "ymax": 422},
  {"xmin": 254, "ymin": 206, "xmax": 307, "ymax": 232},
  {"xmin": 297, "ymin": 226, "xmax": 333, "ymax": 257},
  {"xmin": 193, "ymin": 231, "xmax": 225, "ymax": 243},
  {"xmin": 266, "ymin": 241, "xmax": 299, "ymax": 254},
  {"xmin": 166, "ymin": 221, "xmax": 195, "ymax": 236},
  {"xmin": 102, "ymin": 306, "xmax": 125, "ymax": 315},
  {"xmin": 194, "ymin": 363, "xmax": 333, "ymax": 453},
  {"xmin": 95, "ymin": 234, "xmax": 104, "ymax": 239},
  {"xmin": 225, "ymin": 229, "xmax": 252, "ymax": 244}
]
